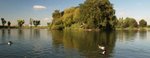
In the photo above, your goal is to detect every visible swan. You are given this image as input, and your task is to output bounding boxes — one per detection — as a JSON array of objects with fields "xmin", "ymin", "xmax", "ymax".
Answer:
[
  {"xmin": 98, "ymin": 45, "xmax": 105, "ymax": 50},
  {"xmin": 102, "ymin": 50, "xmax": 106, "ymax": 54}
]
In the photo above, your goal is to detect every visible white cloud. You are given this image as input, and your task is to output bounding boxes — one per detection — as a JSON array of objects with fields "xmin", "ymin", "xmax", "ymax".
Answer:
[
  {"xmin": 33, "ymin": 5, "xmax": 47, "ymax": 10},
  {"xmin": 43, "ymin": 17, "xmax": 52, "ymax": 22},
  {"xmin": 44, "ymin": 18, "xmax": 49, "ymax": 21}
]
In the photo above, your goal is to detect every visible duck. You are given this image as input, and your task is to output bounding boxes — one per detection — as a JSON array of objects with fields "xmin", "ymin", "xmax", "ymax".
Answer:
[{"xmin": 8, "ymin": 41, "xmax": 13, "ymax": 45}]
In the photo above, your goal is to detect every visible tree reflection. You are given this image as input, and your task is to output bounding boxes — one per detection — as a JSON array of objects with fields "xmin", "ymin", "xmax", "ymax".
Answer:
[
  {"xmin": 18, "ymin": 29, "xmax": 24, "ymax": 39},
  {"xmin": 51, "ymin": 30, "xmax": 64, "ymax": 49},
  {"xmin": 117, "ymin": 30, "xmax": 138, "ymax": 42},
  {"xmin": 8, "ymin": 29, "xmax": 11, "ymax": 40},
  {"xmin": 1, "ymin": 29, "xmax": 6, "ymax": 43},
  {"xmin": 51, "ymin": 30, "xmax": 117, "ymax": 58},
  {"xmin": 33, "ymin": 29, "xmax": 40, "ymax": 39},
  {"xmin": 139, "ymin": 30, "xmax": 147, "ymax": 39}
]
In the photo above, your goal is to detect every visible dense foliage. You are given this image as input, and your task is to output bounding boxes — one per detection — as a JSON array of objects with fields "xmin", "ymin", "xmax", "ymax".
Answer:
[
  {"xmin": 30, "ymin": 18, "xmax": 33, "ymax": 26},
  {"xmin": 1, "ymin": 18, "xmax": 6, "ymax": 27},
  {"xmin": 50, "ymin": 0, "xmax": 117, "ymax": 31},
  {"xmin": 7, "ymin": 21, "xmax": 11, "ymax": 27},
  {"xmin": 17, "ymin": 19, "xmax": 25, "ymax": 28},
  {"xmin": 116, "ymin": 17, "xmax": 138, "ymax": 28},
  {"xmin": 33, "ymin": 20, "xmax": 40, "ymax": 27},
  {"xmin": 139, "ymin": 19, "xmax": 147, "ymax": 27}
]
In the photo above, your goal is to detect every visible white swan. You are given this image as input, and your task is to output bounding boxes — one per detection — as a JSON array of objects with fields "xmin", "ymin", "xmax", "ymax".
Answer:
[
  {"xmin": 98, "ymin": 45, "xmax": 105, "ymax": 50},
  {"xmin": 102, "ymin": 51, "xmax": 106, "ymax": 54}
]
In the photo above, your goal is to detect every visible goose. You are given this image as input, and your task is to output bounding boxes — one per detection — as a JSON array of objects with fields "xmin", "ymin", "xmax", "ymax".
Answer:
[{"xmin": 8, "ymin": 41, "xmax": 13, "ymax": 45}]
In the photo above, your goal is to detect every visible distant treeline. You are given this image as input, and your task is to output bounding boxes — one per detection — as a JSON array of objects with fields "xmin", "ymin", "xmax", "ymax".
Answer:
[
  {"xmin": 116, "ymin": 17, "xmax": 147, "ymax": 28},
  {"xmin": 0, "ymin": 18, "xmax": 41, "ymax": 28}
]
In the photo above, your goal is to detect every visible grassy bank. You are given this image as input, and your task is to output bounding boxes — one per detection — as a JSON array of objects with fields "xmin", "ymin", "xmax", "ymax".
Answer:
[
  {"xmin": 0, "ymin": 25, "xmax": 17, "ymax": 29},
  {"xmin": 0, "ymin": 26, "xmax": 48, "ymax": 29},
  {"xmin": 115, "ymin": 27, "xmax": 150, "ymax": 31}
]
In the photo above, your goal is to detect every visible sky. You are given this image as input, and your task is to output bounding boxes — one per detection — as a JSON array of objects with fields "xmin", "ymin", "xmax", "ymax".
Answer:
[
  {"xmin": 110, "ymin": 0, "xmax": 150, "ymax": 24},
  {"xmin": 0, "ymin": 0, "xmax": 150, "ymax": 26},
  {"xmin": 0, "ymin": 0, "xmax": 84, "ymax": 26}
]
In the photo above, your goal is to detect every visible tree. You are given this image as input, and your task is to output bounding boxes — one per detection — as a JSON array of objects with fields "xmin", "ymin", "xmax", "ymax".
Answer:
[
  {"xmin": 123, "ymin": 17, "xmax": 138, "ymax": 28},
  {"xmin": 80, "ymin": 0, "xmax": 116, "ymax": 30},
  {"xmin": 139, "ymin": 19, "xmax": 147, "ymax": 27},
  {"xmin": 17, "ymin": 19, "xmax": 25, "ymax": 28},
  {"xmin": 50, "ymin": 0, "xmax": 117, "ymax": 31},
  {"xmin": 7, "ymin": 21, "xmax": 11, "ymax": 28},
  {"xmin": 33, "ymin": 20, "xmax": 40, "ymax": 27},
  {"xmin": 1, "ymin": 18, "xmax": 6, "ymax": 27},
  {"xmin": 30, "ymin": 18, "xmax": 33, "ymax": 26},
  {"xmin": 116, "ymin": 18, "xmax": 124, "ymax": 28}
]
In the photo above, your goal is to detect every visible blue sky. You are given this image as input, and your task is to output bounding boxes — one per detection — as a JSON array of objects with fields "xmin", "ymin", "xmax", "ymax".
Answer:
[
  {"xmin": 0, "ymin": 0, "xmax": 150, "ymax": 25},
  {"xmin": 110, "ymin": 0, "xmax": 150, "ymax": 24},
  {"xmin": 0, "ymin": 0, "xmax": 84, "ymax": 26}
]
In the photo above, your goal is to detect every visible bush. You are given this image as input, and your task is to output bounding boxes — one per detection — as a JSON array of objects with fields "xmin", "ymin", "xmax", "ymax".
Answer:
[{"xmin": 51, "ymin": 24, "xmax": 64, "ymax": 30}]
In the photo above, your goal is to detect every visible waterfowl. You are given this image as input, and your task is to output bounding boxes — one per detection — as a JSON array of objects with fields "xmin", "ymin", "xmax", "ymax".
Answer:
[
  {"xmin": 102, "ymin": 50, "xmax": 106, "ymax": 54},
  {"xmin": 98, "ymin": 45, "xmax": 105, "ymax": 50},
  {"xmin": 8, "ymin": 41, "xmax": 13, "ymax": 45},
  {"xmin": 98, "ymin": 45, "xmax": 106, "ymax": 54}
]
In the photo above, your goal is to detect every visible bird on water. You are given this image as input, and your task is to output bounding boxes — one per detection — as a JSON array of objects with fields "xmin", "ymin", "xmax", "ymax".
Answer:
[
  {"xmin": 98, "ymin": 45, "xmax": 106, "ymax": 54},
  {"xmin": 8, "ymin": 41, "xmax": 13, "ymax": 45}
]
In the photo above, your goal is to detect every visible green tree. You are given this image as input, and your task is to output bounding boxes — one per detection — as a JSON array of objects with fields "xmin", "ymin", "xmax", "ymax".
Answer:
[
  {"xmin": 1, "ymin": 18, "xmax": 6, "ymax": 27},
  {"xmin": 17, "ymin": 19, "xmax": 25, "ymax": 28},
  {"xmin": 50, "ymin": 10, "xmax": 64, "ymax": 30},
  {"xmin": 139, "ymin": 19, "xmax": 147, "ymax": 27},
  {"xmin": 123, "ymin": 17, "xmax": 138, "ymax": 28},
  {"xmin": 50, "ymin": 0, "xmax": 117, "ymax": 31},
  {"xmin": 80, "ymin": 0, "xmax": 116, "ymax": 30},
  {"xmin": 116, "ymin": 18, "xmax": 124, "ymax": 28},
  {"xmin": 52, "ymin": 10, "xmax": 62, "ymax": 23},
  {"xmin": 33, "ymin": 20, "xmax": 40, "ymax": 27},
  {"xmin": 30, "ymin": 18, "xmax": 33, "ymax": 26},
  {"xmin": 7, "ymin": 21, "xmax": 11, "ymax": 28}
]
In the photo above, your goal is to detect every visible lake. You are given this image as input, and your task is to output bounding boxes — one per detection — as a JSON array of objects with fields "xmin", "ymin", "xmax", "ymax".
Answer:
[{"xmin": 0, "ymin": 29, "xmax": 150, "ymax": 58}]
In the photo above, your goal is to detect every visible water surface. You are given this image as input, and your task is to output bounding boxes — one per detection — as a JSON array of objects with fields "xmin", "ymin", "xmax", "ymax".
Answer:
[{"xmin": 0, "ymin": 29, "xmax": 150, "ymax": 58}]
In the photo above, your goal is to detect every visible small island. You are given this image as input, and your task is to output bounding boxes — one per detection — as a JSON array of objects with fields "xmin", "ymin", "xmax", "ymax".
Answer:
[{"xmin": 49, "ymin": 0, "xmax": 149, "ymax": 31}]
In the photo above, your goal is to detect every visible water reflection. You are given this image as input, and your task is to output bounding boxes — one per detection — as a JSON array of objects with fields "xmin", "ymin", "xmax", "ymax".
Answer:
[
  {"xmin": 51, "ymin": 30, "xmax": 117, "ymax": 58},
  {"xmin": 117, "ymin": 30, "xmax": 138, "ymax": 42},
  {"xmin": 8, "ymin": 29, "xmax": 11, "ymax": 40},
  {"xmin": 18, "ymin": 29, "xmax": 24, "ymax": 39},
  {"xmin": 1, "ymin": 29, "xmax": 6, "ymax": 43},
  {"xmin": 139, "ymin": 30, "xmax": 147, "ymax": 39},
  {"xmin": 33, "ymin": 29, "xmax": 40, "ymax": 39}
]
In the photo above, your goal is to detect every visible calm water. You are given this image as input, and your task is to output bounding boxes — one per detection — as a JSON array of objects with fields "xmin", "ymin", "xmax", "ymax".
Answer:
[{"xmin": 0, "ymin": 29, "xmax": 150, "ymax": 58}]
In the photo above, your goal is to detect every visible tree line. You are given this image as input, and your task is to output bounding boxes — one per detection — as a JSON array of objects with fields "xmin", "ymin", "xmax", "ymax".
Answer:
[
  {"xmin": 0, "ymin": 18, "xmax": 41, "ymax": 28},
  {"xmin": 116, "ymin": 17, "xmax": 147, "ymax": 28}
]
